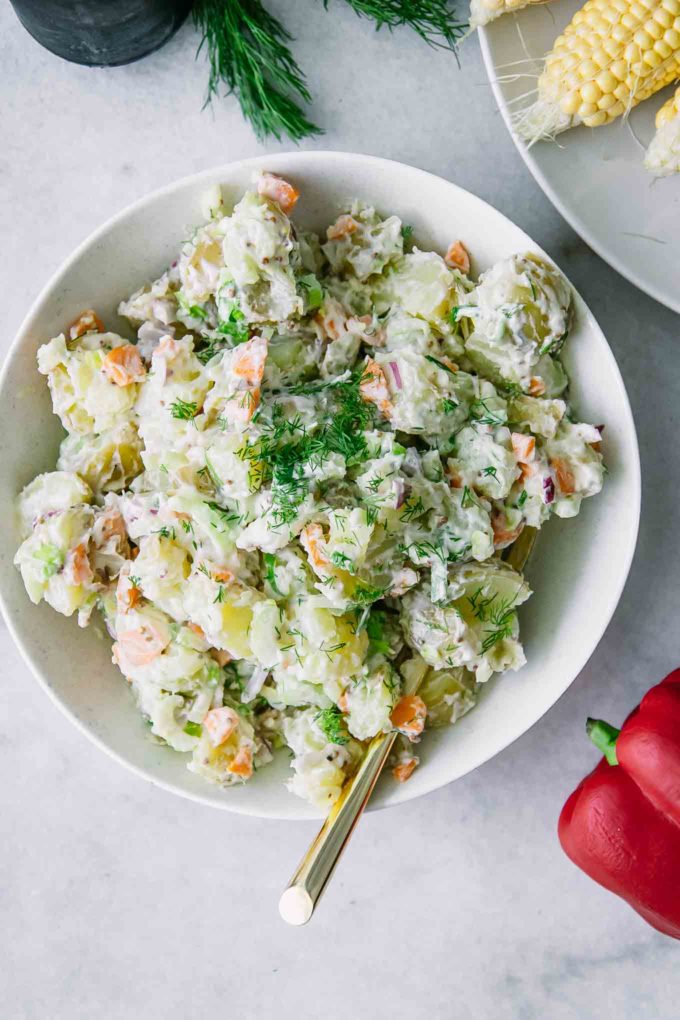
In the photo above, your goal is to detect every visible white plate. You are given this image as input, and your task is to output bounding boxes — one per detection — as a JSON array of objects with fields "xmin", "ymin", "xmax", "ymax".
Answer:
[
  {"xmin": 0, "ymin": 152, "xmax": 640, "ymax": 819},
  {"xmin": 479, "ymin": 4, "xmax": 680, "ymax": 314}
]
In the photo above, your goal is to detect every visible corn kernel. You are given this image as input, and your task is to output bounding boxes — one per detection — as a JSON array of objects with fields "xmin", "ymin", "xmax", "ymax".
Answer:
[
  {"xmin": 581, "ymin": 81, "xmax": 603, "ymax": 102},
  {"xmin": 584, "ymin": 110, "xmax": 609, "ymax": 125},
  {"xmin": 561, "ymin": 92, "xmax": 582, "ymax": 115}
]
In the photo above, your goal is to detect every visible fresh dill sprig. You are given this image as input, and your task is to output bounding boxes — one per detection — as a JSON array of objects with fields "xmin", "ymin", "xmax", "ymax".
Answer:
[
  {"xmin": 327, "ymin": 0, "xmax": 467, "ymax": 51},
  {"xmin": 170, "ymin": 398, "xmax": 198, "ymax": 420},
  {"xmin": 239, "ymin": 370, "xmax": 375, "ymax": 526},
  {"xmin": 480, "ymin": 598, "xmax": 518, "ymax": 654},
  {"xmin": 193, "ymin": 0, "xmax": 322, "ymax": 142}
]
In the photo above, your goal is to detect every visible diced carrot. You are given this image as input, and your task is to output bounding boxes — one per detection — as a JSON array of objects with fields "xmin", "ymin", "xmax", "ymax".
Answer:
[
  {"xmin": 228, "ymin": 745, "xmax": 253, "ymax": 778},
  {"xmin": 203, "ymin": 706, "xmax": 240, "ymax": 747},
  {"xmin": 445, "ymin": 240, "xmax": 471, "ymax": 275},
  {"xmin": 117, "ymin": 582, "xmax": 142, "ymax": 613},
  {"xmin": 213, "ymin": 569, "xmax": 234, "ymax": 584},
  {"xmin": 69, "ymin": 309, "xmax": 104, "ymax": 339},
  {"xmin": 337, "ymin": 691, "xmax": 349, "ymax": 713},
  {"xmin": 392, "ymin": 758, "xmax": 418, "ymax": 783},
  {"xmin": 117, "ymin": 620, "xmax": 169, "ymax": 667},
  {"xmin": 223, "ymin": 388, "xmax": 260, "ymax": 425},
  {"xmin": 528, "ymin": 377, "xmax": 546, "ymax": 397},
  {"xmin": 520, "ymin": 461, "xmax": 538, "ymax": 481},
  {"xmin": 491, "ymin": 510, "xmax": 524, "ymax": 549},
  {"xmin": 441, "ymin": 357, "xmax": 459, "ymax": 372},
  {"xmin": 551, "ymin": 457, "xmax": 576, "ymax": 495},
  {"xmin": 314, "ymin": 297, "xmax": 346, "ymax": 341},
  {"xmin": 257, "ymin": 172, "xmax": 300, "ymax": 214},
  {"xmin": 390, "ymin": 695, "xmax": 427, "ymax": 740},
  {"xmin": 102, "ymin": 344, "xmax": 146, "ymax": 387},
  {"xmin": 188, "ymin": 622, "xmax": 205, "ymax": 639},
  {"xmin": 66, "ymin": 543, "xmax": 93, "ymax": 586},
  {"xmin": 511, "ymin": 432, "xmax": 536, "ymax": 464},
  {"xmin": 231, "ymin": 335, "xmax": 268, "ymax": 388},
  {"xmin": 300, "ymin": 523, "xmax": 330, "ymax": 575},
  {"xmin": 100, "ymin": 510, "xmax": 127, "ymax": 543},
  {"xmin": 155, "ymin": 335, "xmax": 178, "ymax": 357},
  {"xmin": 359, "ymin": 358, "xmax": 393, "ymax": 418},
  {"xmin": 326, "ymin": 214, "xmax": 359, "ymax": 240}
]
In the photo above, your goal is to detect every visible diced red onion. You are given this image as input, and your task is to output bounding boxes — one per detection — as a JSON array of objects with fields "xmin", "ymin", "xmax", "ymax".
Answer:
[
  {"xmin": 388, "ymin": 361, "xmax": 403, "ymax": 390},
  {"xmin": 394, "ymin": 478, "xmax": 409, "ymax": 509},
  {"xmin": 543, "ymin": 476, "xmax": 555, "ymax": 504}
]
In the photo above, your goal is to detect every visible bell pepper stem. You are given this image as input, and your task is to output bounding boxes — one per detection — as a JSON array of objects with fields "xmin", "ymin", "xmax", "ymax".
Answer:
[{"xmin": 586, "ymin": 718, "xmax": 620, "ymax": 766}]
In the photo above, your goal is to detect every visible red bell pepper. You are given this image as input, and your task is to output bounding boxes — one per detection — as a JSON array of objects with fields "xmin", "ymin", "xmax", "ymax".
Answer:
[{"xmin": 558, "ymin": 668, "xmax": 680, "ymax": 939}]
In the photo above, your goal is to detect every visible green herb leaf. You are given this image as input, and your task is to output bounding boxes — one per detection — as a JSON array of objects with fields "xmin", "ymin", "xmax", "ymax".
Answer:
[
  {"xmin": 298, "ymin": 274, "xmax": 323, "ymax": 310},
  {"xmin": 263, "ymin": 552, "xmax": 281, "ymax": 594},
  {"xmin": 334, "ymin": 0, "xmax": 467, "ymax": 51},
  {"xmin": 366, "ymin": 609, "xmax": 392, "ymax": 656},
  {"xmin": 424, "ymin": 354, "xmax": 457, "ymax": 376},
  {"xmin": 170, "ymin": 398, "xmax": 198, "ymax": 420},
  {"xmin": 315, "ymin": 705, "xmax": 349, "ymax": 745},
  {"xmin": 193, "ymin": 0, "xmax": 323, "ymax": 142},
  {"xmin": 183, "ymin": 721, "xmax": 203, "ymax": 738}
]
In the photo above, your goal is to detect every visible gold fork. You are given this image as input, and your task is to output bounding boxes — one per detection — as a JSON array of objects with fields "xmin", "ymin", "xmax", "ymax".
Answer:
[{"xmin": 279, "ymin": 527, "xmax": 537, "ymax": 925}]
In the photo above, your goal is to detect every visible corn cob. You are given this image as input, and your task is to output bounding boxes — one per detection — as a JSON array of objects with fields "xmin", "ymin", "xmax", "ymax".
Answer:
[
  {"xmin": 470, "ymin": 0, "xmax": 552, "ymax": 30},
  {"xmin": 516, "ymin": 0, "xmax": 680, "ymax": 142},
  {"xmin": 644, "ymin": 84, "xmax": 680, "ymax": 173}
]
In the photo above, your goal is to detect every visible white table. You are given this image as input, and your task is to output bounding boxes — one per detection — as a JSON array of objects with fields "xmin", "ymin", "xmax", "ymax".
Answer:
[{"xmin": 1, "ymin": 3, "xmax": 677, "ymax": 1017}]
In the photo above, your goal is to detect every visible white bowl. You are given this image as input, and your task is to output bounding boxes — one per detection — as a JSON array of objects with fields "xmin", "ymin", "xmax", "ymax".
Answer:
[{"xmin": 0, "ymin": 152, "xmax": 640, "ymax": 820}]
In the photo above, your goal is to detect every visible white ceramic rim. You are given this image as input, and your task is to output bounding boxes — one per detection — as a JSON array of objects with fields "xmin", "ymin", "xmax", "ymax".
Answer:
[
  {"xmin": 0, "ymin": 151, "xmax": 641, "ymax": 818},
  {"xmin": 478, "ymin": 28, "xmax": 680, "ymax": 316}
]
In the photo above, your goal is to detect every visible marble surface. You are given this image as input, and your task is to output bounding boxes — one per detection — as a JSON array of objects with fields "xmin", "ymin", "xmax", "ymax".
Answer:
[{"xmin": 1, "ymin": 3, "xmax": 679, "ymax": 1017}]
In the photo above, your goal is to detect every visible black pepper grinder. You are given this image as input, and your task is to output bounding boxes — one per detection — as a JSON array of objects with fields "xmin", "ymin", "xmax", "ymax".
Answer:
[{"xmin": 9, "ymin": 0, "xmax": 193, "ymax": 67}]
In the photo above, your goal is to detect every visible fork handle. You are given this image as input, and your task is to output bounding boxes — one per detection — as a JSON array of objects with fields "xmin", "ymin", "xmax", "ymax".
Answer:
[{"xmin": 279, "ymin": 727, "xmax": 399, "ymax": 925}]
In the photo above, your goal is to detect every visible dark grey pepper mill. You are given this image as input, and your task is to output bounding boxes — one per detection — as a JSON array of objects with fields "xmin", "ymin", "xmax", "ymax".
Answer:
[{"xmin": 9, "ymin": 0, "xmax": 193, "ymax": 67}]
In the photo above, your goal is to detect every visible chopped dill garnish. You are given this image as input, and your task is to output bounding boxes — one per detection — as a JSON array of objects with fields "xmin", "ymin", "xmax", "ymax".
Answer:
[
  {"xmin": 330, "ymin": 550, "xmax": 355, "ymax": 573},
  {"xmin": 461, "ymin": 485, "xmax": 483, "ymax": 510},
  {"xmin": 469, "ymin": 398, "xmax": 505, "ymax": 427},
  {"xmin": 170, "ymin": 398, "xmax": 198, "ymax": 420},
  {"xmin": 204, "ymin": 500, "xmax": 242, "ymax": 527},
  {"xmin": 366, "ymin": 609, "xmax": 392, "ymax": 656},
  {"xmin": 315, "ymin": 705, "xmax": 349, "ymax": 746},
  {"xmin": 153, "ymin": 526, "xmax": 176, "ymax": 540},
  {"xmin": 424, "ymin": 354, "xmax": 457, "ymax": 376},
  {"xmin": 400, "ymin": 496, "xmax": 425, "ymax": 522},
  {"xmin": 238, "ymin": 370, "xmax": 375, "ymax": 526},
  {"xmin": 480, "ymin": 598, "xmax": 518, "ymax": 654},
  {"xmin": 262, "ymin": 552, "xmax": 281, "ymax": 594}
]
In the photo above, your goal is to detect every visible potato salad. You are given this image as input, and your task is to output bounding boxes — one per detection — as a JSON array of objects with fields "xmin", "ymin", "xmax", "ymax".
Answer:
[{"xmin": 14, "ymin": 173, "xmax": 605, "ymax": 812}]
